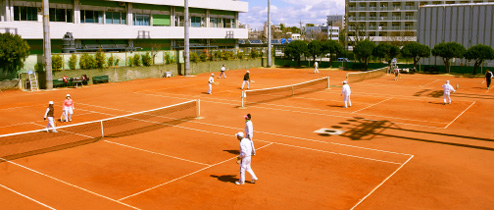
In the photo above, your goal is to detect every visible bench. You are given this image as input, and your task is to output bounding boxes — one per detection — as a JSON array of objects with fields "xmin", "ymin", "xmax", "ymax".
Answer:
[
  {"xmin": 70, "ymin": 77, "xmax": 84, "ymax": 87},
  {"xmin": 93, "ymin": 75, "xmax": 109, "ymax": 84},
  {"xmin": 53, "ymin": 79, "xmax": 66, "ymax": 88}
]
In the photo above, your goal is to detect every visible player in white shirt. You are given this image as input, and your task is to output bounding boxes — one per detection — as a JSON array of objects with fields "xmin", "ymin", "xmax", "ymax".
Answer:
[
  {"xmin": 442, "ymin": 80, "xmax": 456, "ymax": 105},
  {"xmin": 340, "ymin": 81, "xmax": 352, "ymax": 108},
  {"xmin": 244, "ymin": 114, "xmax": 255, "ymax": 155},
  {"xmin": 208, "ymin": 73, "xmax": 214, "ymax": 94},
  {"xmin": 235, "ymin": 132, "xmax": 258, "ymax": 185},
  {"xmin": 44, "ymin": 101, "xmax": 58, "ymax": 133},
  {"xmin": 218, "ymin": 64, "xmax": 227, "ymax": 79},
  {"xmin": 314, "ymin": 61, "xmax": 319, "ymax": 74}
]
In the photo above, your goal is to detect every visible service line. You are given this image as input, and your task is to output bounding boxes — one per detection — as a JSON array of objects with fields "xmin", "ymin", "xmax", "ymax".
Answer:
[
  {"xmin": 352, "ymin": 97, "xmax": 393, "ymax": 114},
  {"xmin": 444, "ymin": 101, "xmax": 476, "ymax": 129}
]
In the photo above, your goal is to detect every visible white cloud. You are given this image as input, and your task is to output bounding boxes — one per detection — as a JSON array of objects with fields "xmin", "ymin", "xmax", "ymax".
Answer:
[{"xmin": 239, "ymin": 0, "xmax": 344, "ymax": 30}]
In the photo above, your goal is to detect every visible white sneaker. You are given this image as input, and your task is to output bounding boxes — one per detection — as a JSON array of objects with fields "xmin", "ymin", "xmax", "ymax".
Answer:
[
  {"xmin": 52, "ymin": 130, "xmax": 58, "ymax": 133},
  {"xmin": 251, "ymin": 178, "xmax": 258, "ymax": 184},
  {"xmin": 235, "ymin": 181, "xmax": 244, "ymax": 185}
]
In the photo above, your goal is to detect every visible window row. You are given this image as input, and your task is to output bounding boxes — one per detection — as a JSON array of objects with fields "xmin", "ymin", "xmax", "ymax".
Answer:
[{"xmin": 13, "ymin": 6, "xmax": 236, "ymax": 28}]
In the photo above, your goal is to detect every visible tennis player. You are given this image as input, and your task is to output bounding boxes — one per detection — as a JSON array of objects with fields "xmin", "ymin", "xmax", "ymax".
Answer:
[
  {"xmin": 244, "ymin": 114, "xmax": 255, "ymax": 156},
  {"xmin": 314, "ymin": 61, "xmax": 319, "ymax": 74},
  {"xmin": 394, "ymin": 68, "xmax": 400, "ymax": 81},
  {"xmin": 219, "ymin": 64, "xmax": 227, "ymax": 79},
  {"xmin": 341, "ymin": 81, "xmax": 352, "ymax": 108},
  {"xmin": 208, "ymin": 73, "xmax": 214, "ymax": 94},
  {"xmin": 485, "ymin": 69, "xmax": 493, "ymax": 90},
  {"xmin": 442, "ymin": 80, "xmax": 456, "ymax": 105},
  {"xmin": 44, "ymin": 101, "xmax": 58, "ymax": 133},
  {"xmin": 241, "ymin": 70, "xmax": 250, "ymax": 90},
  {"xmin": 235, "ymin": 131, "xmax": 258, "ymax": 185},
  {"xmin": 61, "ymin": 94, "xmax": 75, "ymax": 122}
]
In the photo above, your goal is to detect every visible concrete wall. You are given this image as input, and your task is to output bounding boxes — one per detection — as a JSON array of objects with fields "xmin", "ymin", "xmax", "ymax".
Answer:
[
  {"xmin": 0, "ymin": 79, "xmax": 21, "ymax": 90},
  {"xmin": 17, "ymin": 58, "xmax": 265, "ymax": 90}
]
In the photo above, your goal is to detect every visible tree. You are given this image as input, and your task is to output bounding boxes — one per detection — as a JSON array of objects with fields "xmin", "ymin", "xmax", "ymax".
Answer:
[
  {"xmin": 0, "ymin": 33, "xmax": 30, "ymax": 74},
  {"xmin": 307, "ymin": 40, "xmax": 323, "ymax": 63},
  {"xmin": 347, "ymin": 23, "xmax": 369, "ymax": 47},
  {"xmin": 432, "ymin": 42, "xmax": 466, "ymax": 73},
  {"xmin": 353, "ymin": 40, "xmax": 376, "ymax": 70},
  {"xmin": 464, "ymin": 44, "xmax": 494, "ymax": 74},
  {"xmin": 400, "ymin": 42, "xmax": 431, "ymax": 70},
  {"xmin": 323, "ymin": 40, "xmax": 344, "ymax": 67},
  {"xmin": 284, "ymin": 40, "xmax": 308, "ymax": 67},
  {"xmin": 373, "ymin": 43, "xmax": 400, "ymax": 70}
]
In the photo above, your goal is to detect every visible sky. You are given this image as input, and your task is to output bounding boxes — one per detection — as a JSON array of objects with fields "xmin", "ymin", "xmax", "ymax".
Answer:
[{"xmin": 239, "ymin": 0, "xmax": 345, "ymax": 30}]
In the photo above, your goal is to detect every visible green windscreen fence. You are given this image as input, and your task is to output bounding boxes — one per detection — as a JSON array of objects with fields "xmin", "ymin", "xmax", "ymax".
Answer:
[{"xmin": 153, "ymin": 14, "xmax": 171, "ymax": 26}]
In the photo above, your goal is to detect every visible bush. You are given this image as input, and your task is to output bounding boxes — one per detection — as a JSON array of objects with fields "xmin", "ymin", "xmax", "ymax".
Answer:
[
  {"xmin": 52, "ymin": 54, "xmax": 63, "ymax": 71},
  {"xmin": 127, "ymin": 56, "xmax": 134, "ymax": 66},
  {"xmin": 250, "ymin": 49, "xmax": 260, "ymax": 59},
  {"xmin": 222, "ymin": 51, "xmax": 234, "ymax": 60},
  {"xmin": 200, "ymin": 52, "xmax": 208, "ymax": 62},
  {"xmin": 236, "ymin": 51, "xmax": 245, "ymax": 60},
  {"xmin": 107, "ymin": 55, "xmax": 115, "ymax": 67},
  {"xmin": 190, "ymin": 52, "xmax": 200, "ymax": 63},
  {"xmin": 68, "ymin": 54, "xmax": 77, "ymax": 70},
  {"xmin": 80, "ymin": 53, "xmax": 96, "ymax": 69},
  {"xmin": 164, "ymin": 52, "xmax": 175, "ymax": 64},
  {"xmin": 95, "ymin": 50, "xmax": 106, "ymax": 69},
  {"xmin": 35, "ymin": 63, "xmax": 44, "ymax": 72},
  {"xmin": 141, "ymin": 52, "xmax": 152, "ymax": 66},
  {"xmin": 213, "ymin": 51, "xmax": 222, "ymax": 61},
  {"xmin": 133, "ymin": 53, "xmax": 142, "ymax": 66}
]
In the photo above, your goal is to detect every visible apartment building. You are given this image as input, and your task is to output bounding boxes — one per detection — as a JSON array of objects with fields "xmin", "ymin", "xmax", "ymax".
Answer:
[
  {"xmin": 0, "ymin": 0, "xmax": 248, "ymax": 53},
  {"xmin": 345, "ymin": 0, "xmax": 493, "ymax": 46}
]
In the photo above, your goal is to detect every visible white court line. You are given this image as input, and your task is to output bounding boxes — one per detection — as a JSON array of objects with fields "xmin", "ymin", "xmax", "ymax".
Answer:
[
  {"xmin": 0, "ymin": 157, "xmax": 140, "ymax": 210},
  {"xmin": 0, "ymin": 122, "xmax": 37, "ymax": 129},
  {"xmin": 78, "ymin": 102, "xmax": 132, "ymax": 112},
  {"xmin": 275, "ymin": 142, "xmax": 402, "ymax": 165},
  {"xmin": 104, "ymin": 140, "xmax": 210, "ymax": 166},
  {"xmin": 421, "ymin": 79, "xmax": 440, "ymax": 87},
  {"xmin": 352, "ymin": 98, "xmax": 393, "ymax": 114},
  {"xmin": 0, "ymin": 183, "xmax": 56, "ymax": 210},
  {"xmin": 444, "ymin": 101, "xmax": 476, "ymax": 129},
  {"xmin": 0, "ymin": 103, "xmax": 45, "ymax": 111},
  {"xmin": 75, "ymin": 101, "xmax": 413, "ymax": 157},
  {"xmin": 119, "ymin": 142, "xmax": 275, "ymax": 201},
  {"xmin": 136, "ymin": 91, "xmax": 447, "ymax": 129},
  {"xmin": 350, "ymin": 155, "xmax": 414, "ymax": 210}
]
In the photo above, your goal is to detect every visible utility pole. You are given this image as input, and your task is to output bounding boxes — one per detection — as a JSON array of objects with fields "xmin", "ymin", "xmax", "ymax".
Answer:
[
  {"xmin": 184, "ymin": 0, "xmax": 190, "ymax": 76},
  {"xmin": 267, "ymin": 0, "xmax": 271, "ymax": 67},
  {"xmin": 43, "ymin": 0, "xmax": 52, "ymax": 89}
]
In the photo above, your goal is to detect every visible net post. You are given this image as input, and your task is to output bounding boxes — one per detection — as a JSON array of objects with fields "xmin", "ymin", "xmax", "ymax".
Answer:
[
  {"xmin": 196, "ymin": 99, "xmax": 200, "ymax": 118},
  {"xmin": 100, "ymin": 120, "xmax": 104, "ymax": 138},
  {"xmin": 327, "ymin": 76, "xmax": 330, "ymax": 89},
  {"xmin": 241, "ymin": 91, "xmax": 245, "ymax": 108},
  {"xmin": 291, "ymin": 86, "xmax": 294, "ymax": 96}
]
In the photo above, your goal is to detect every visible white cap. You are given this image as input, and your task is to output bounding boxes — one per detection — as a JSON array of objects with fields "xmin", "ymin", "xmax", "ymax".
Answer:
[
  {"xmin": 49, "ymin": 101, "xmax": 54, "ymax": 105},
  {"xmin": 247, "ymin": 70, "xmax": 250, "ymax": 73},
  {"xmin": 446, "ymin": 80, "xmax": 450, "ymax": 84},
  {"xmin": 211, "ymin": 73, "xmax": 214, "ymax": 76},
  {"xmin": 343, "ymin": 81, "xmax": 347, "ymax": 84},
  {"xmin": 235, "ymin": 132, "xmax": 244, "ymax": 138},
  {"xmin": 66, "ymin": 94, "xmax": 71, "ymax": 97}
]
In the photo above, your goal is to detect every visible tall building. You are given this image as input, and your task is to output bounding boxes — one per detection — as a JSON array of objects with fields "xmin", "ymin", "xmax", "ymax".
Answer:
[
  {"xmin": 417, "ymin": 2, "xmax": 494, "ymax": 67},
  {"xmin": 345, "ymin": 0, "xmax": 493, "ymax": 47},
  {"xmin": 327, "ymin": 14, "xmax": 344, "ymax": 29},
  {"xmin": 0, "ymin": 0, "xmax": 248, "ymax": 53},
  {"xmin": 306, "ymin": 25, "xmax": 339, "ymax": 41}
]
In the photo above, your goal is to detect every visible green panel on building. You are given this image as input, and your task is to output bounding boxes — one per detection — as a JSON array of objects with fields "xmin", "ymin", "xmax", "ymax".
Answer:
[
  {"xmin": 214, "ymin": 39, "xmax": 236, "ymax": 44},
  {"xmin": 210, "ymin": 10, "xmax": 235, "ymax": 16},
  {"xmin": 81, "ymin": 0, "xmax": 122, "ymax": 7},
  {"xmin": 51, "ymin": 0, "xmax": 73, "ymax": 4},
  {"xmin": 134, "ymin": 4, "xmax": 170, "ymax": 11},
  {"xmin": 175, "ymin": 7, "xmax": 205, "ymax": 14},
  {"xmin": 153, "ymin": 14, "xmax": 171, "ymax": 26}
]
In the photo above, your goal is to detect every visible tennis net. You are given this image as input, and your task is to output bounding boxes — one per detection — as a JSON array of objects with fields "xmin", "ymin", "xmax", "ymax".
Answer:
[
  {"xmin": 241, "ymin": 77, "xmax": 330, "ymax": 107},
  {"xmin": 0, "ymin": 100, "xmax": 200, "ymax": 161},
  {"xmin": 346, "ymin": 67, "xmax": 387, "ymax": 83}
]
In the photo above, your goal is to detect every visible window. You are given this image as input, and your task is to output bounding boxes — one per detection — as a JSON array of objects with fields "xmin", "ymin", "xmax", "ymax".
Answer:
[
  {"xmin": 49, "ymin": 8, "xmax": 73, "ymax": 22},
  {"xmin": 210, "ymin": 17, "xmax": 221, "ymax": 28},
  {"xmin": 106, "ymin": 12, "xmax": 126, "ymax": 24},
  {"xmin": 80, "ymin": 10, "xmax": 102, "ymax": 23},
  {"xmin": 13, "ymin": 6, "xmax": 38, "ymax": 21},
  {"xmin": 175, "ymin": 15, "xmax": 184, "ymax": 26},
  {"xmin": 224, "ymin": 18, "xmax": 235, "ymax": 28},
  {"xmin": 191, "ymin": 16, "xmax": 203, "ymax": 27},
  {"xmin": 133, "ymin": 13, "xmax": 150, "ymax": 26}
]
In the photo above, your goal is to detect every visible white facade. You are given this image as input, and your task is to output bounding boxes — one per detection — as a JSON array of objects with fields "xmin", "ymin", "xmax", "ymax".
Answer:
[{"xmin": 0, "ymin": 0, "xmax": 248, "ymax": 51}]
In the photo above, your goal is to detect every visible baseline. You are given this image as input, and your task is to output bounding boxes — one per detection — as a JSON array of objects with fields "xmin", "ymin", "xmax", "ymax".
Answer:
[{"xmin": 0, "ymin": 183, "xmax": 56, "ymax": 210}]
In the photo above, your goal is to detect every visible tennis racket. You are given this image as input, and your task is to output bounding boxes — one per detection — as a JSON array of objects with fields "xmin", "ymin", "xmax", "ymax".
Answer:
[
  {"xmin": 214, "ymin": 82, "xmax": 220, "ymax": 86},
  {"xmin": 456, "ymin": 83, "xmax": 460, "ymax": 90},
  {"xmin": 251, "ymin": 80, "xmax": 255, "ymax": 83},
  {"xmin": 482, "ymin": 80, "xmax": 485, "ymax": 84}
]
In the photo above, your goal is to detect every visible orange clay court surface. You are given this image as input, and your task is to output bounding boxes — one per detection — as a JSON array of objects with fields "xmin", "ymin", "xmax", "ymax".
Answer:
[{"xmin": 0, "ymin": 67, "xmax": 493, "ymax": 210}]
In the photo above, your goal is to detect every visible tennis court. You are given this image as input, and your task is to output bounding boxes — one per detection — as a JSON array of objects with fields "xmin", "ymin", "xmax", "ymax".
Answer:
[{"xmin": 0, "ymin": 67, "xmax": 493, "ymax": 209}]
